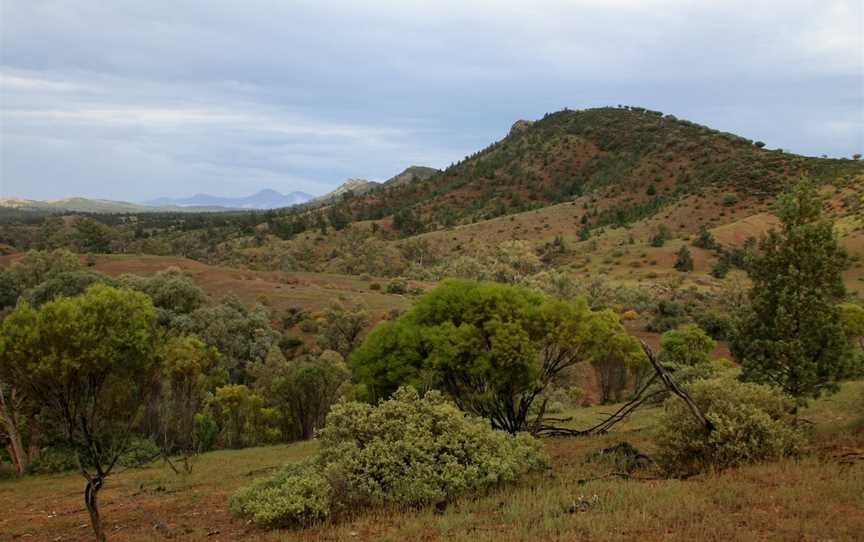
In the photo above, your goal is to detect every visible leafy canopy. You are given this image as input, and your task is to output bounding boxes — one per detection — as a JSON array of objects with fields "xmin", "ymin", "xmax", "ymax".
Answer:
[
  {"xmin": 352, "ymin": 279, "xmax": 638, "ymax": 432},
  {"xmin": 731, "ymin": 178, "xmax": 852, "ymax": 403}
]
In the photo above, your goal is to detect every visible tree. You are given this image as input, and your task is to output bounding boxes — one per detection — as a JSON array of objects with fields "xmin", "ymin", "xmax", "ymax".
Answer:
[
  {"xmin": 119, "ymin": 267, "xmax": 206, "ymax": 321},
  {"xmin": 179, "ymin": 297, "xmax": 277, "ymax": 382},
  {"xmin": 731, "ymin": 179, "xmax": 851, "ymax": 404},
  {"xmin": 352, "ymin": 279, "xmax": 634, "ymax": 433},
  {"xmin": 271, "ymin": 352, "xmax": 350, "ymax": 440},
  {"xmin": 318, "ymin": 305, "xmax": 370, "ymax": 358},
  {"xmin": 585, "ymin": 310, "xmax": 646, "ymax": 403},
  {"xmin": 0, "ymin": 285, "xmax": 159, "ymax": 542},
  {"xmin": 208, "ymin": 384, "xmax": 279, "ymax": 448},
  {"xmin": 674, "ymin": 246, "xmax": 694, "ymax": 272},
  {"xmin": 692, "ymin": 225, "xmax": 716, "ymax": 250},
  {"xmin": 24, "ymin": 271, "xmax": 115, "ymax": 307},
  {"xmin": 660, "ymin": 324, "xmax": 716, "ymax": 366},
  {"xmin": 5, "ymin": 249, "xmax": 82, "ymax": 291},
  {"xmin": 837, "ymin": 303, "xmax": 864, "ymax": 351},
  {"xmin": 650, "ymin": 224, "xmax": 672, "ymax": 247},
  {"xmin": 74, "ymin": 218, "xmax": 114, "ymax": 253},
  {"xmin": 157, "ymin": 335, "xmax": 221, "ymax": 472}
]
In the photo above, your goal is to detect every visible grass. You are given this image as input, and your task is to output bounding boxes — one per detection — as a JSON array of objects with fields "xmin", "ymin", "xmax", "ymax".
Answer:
[{"xmin": 2, "ymin": 382, "xmax": 863, "ymax": 541}]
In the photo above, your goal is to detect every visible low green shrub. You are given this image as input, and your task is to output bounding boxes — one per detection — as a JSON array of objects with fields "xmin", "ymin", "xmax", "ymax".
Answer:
[
  {"xmin": 385, "ymin": 278, "xmax": 408, "ymax": 294},
  {"xmin": 231, "ymin": 387, "xmax": 545, "ymax": 528},
  {"xmin": 230, "ymin": 460, "xmax": 332, "ymax": 528},
  {"xmin": 657, "ymin": 377, "xmax": 804, "ymax": 475}
]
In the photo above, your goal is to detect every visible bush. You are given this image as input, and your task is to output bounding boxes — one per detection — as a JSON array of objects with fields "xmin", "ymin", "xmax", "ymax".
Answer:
[
  {"xmin": 385, "ymin": 278, "xmax": 408, "ymax": 294},
  {"xmin": 231, "ymin": 387, "xmax": 545, "ymax": 527},
  {"xmin": 657, "ymin": 377, "xmax": 804, "ymax": 475},
  {"xmin": 231, "ymin": 460, "xmax": 332, "ymax": 528}
]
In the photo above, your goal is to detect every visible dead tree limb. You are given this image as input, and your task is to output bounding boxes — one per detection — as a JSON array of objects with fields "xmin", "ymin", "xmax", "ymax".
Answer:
[
  {"xmin": 534, "ymin": 340, "xmax": 713, "ymax": 437},
  {"xmin": 639, "ymin": 339, "xmax": 713, "ymax": 432}
]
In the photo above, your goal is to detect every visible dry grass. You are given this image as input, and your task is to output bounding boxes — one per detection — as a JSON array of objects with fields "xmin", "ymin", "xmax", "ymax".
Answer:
[{"xmin": 2, "ymin": 382, "xmax": 862, "ymax": 541}]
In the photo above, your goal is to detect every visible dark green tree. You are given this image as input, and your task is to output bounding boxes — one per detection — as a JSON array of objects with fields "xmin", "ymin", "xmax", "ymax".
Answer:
[
  {"xmin": 351, "ymin": 279, "xmax": 632, "ymax": 433},
  {"xmin": 0, "ymin": 285, "xmax": 159, "ymax": 541},
  {"xmin": 730, "ymin": 179, "xmax": 851, "ymax": 404},
  {"xmin": 692, "ymin": 225, "xmax": 717, "ymax": 250},
  {"xmin": 674, "ymin": 246, "xmax": 694, "ymax": 272}
]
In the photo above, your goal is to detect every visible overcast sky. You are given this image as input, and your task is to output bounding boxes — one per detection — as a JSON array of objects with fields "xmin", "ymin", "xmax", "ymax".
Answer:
[{"xmin": 1, "ymin": 1, "xmax": 862, "ymax": 201}]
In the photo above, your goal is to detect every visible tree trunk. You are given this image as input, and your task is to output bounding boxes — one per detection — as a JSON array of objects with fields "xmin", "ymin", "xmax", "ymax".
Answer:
[
  {"xmin": 85, "ymin": 477, "xmax": 106, "ymax": 542},
  {"xmin": 0, "ymin": 385, "xmax": 28, "ymax": 475}
]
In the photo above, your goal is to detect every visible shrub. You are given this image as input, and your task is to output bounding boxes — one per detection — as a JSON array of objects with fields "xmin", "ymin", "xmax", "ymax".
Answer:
[
  {"xmin": 385, "ymin": 278, "xmax": 408, "ymax": 294},
  {"xmin": 230, "ymin": 460, "xmax": 332, "ymax": 528},
  {"xmin": 369, "ymin": 282, "xmax": 381, "ymax": 291},
  {"xmin": 674, "ymin": 246, "xmax": 694, "ymax": 272},
  {"xmin": 231, "ymin": 388, "xmax": 545, "ymax": 527},
  {"xmin": 721, "ymin": 193, "xmax": 739, "ymax": 207},
  {"xmin": 657, "ymin": 377, "xmax": 804, "ymax": 475}
]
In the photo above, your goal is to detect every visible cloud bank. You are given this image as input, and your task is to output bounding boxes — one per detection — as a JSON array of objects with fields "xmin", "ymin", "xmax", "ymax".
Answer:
[{"xmin": 1, "ymin": 0, "xmax": 861, "ymax": 200}]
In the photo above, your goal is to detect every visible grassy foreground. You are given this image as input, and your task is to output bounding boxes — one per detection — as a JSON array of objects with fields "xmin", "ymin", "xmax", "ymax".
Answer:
[{"xmin": 2, "ymin": 382, "xmax": 863, "ymax": 542}]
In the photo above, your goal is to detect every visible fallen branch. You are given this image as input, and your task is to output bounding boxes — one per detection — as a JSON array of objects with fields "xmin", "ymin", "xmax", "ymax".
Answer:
[{"xmin": 535, "ymin": 341, "xmax": 713, "ymax": 437}]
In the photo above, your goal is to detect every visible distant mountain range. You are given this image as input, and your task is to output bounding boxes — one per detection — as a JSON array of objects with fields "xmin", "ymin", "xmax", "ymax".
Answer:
[
  {"xmin": 145, "ymin": 189, "xmax": 313, "ymax": 210},
  {"xmin": 0, "ymin": 166, "xmax": 440, "ymax": 214},
  {"xmin": 0, "ymin": 197, "xmax": 233, "ymax": 214}
]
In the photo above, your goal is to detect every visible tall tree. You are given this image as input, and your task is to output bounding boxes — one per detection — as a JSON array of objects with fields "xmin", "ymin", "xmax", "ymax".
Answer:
[
  {"xmin": 731, "ymin": 179, "xmax": 851, "ymax": 404},
  {"xmin": 0, "ymin": 285, "xmax": 160, "ymax": 542},
  {"xmin": 352, "ymin": 279, "xmax": 635, "ymax": 433}
]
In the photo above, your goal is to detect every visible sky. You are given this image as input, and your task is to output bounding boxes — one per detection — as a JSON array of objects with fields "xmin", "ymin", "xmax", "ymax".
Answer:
[{"xmin": 1, "ymin": 0, "xmax": 862, "ymax": 201}]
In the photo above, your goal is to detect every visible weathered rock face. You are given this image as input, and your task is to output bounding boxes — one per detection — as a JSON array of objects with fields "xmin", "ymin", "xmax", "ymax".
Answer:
[{"xmin": 509, "ymin": 119, "xmax": 534, "ymax": 136}]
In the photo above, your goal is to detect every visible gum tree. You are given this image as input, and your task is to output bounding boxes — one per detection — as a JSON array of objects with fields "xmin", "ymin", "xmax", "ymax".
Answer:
[{"xmin": 0, "ymin": 285, "xmax": 159, "ymax": 542}]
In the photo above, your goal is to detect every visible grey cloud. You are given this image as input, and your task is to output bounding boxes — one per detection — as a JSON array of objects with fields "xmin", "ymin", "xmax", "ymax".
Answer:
[{"xmin": 1, "ymin": 0, "xmax": 861, "ymax": 200}]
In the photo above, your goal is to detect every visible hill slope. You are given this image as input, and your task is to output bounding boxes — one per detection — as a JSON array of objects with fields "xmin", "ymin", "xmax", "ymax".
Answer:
[{"xmin": 330, "ymin": 107, "xmax": 862, "ymax": 232}]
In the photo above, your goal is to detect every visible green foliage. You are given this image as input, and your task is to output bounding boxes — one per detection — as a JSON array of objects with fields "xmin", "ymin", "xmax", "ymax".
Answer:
[
  {"xmin": 269, "ymin": 352, "xmax": 351, "ymax": 440},
  {"xmin": 317, "ymin": 305, "xmax": 370, "ymax": 358},
  {"xmin": 657, "ymin": 377, "xmax": 804, "ymax": 475},
  {"xmin": 24, "ymin": 271, "xmax": 115, "ymax": 307},
  {"xmin": 674, "ymin": 246, "xmax": 694, "ymax": 272},
  {"xmin": 208, "ymin": 384, "xmax": 280, "ymax": 448},
  {"xmin": 710, "ymin": 259, "xmax": 730, "ymax": 279},
  {"xmin": 731, "ymin": 179, "xmax": 852, "ymax": 403},
  {"xmin": 178, "ymin": 297, "xmax": 278, "ymax": 381},
  {"xmin": 385, "ymin": 277, "xmax": 408, "ymax": 294},
  {"xmin": 231, "ymin": 460, "xmax": 332, "ymax": 528},
  {"xmin": 4, "ymin": 249, "xmax": 82, "ymax": 291},
  {"xmin": 650, "ymin": 224, "xmax": 672, "ymax": 247},
  {"xmin": 119, "ymin": 267, "xmax": 206, "ymax": 320},
  {"xmin": 157, "ymin": 335, "xmax": 221, "ymax": 457},
  {"xmin": 692, "ymin": 225, "xmax": 717, "ymax": 250},
  {"xmin": 660, "ymin": 324, "xmax": 716, "ymax": 366},
  {"xmin": 74, "ymin": 218, "xmax": 114, "ymax": 253},
  {"xmin": 353, "ymin": 279, "xmax": 636, "ymax": 432},
  {"xmin": 585, "ymin": 310, "xmax": 646, "ymax": 403},
  {"xmin": 0, "ymin": 284, "xmax": 160, "ymax": 480},
  {"xmin": 231, "ymin": 388, "xmax": 545, "ymax": 528}
]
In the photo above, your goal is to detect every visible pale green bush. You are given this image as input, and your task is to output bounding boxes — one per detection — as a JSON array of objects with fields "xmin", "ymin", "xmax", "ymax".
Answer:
[
  {"xmin": 230, "ymin": 460, "xmax": 332, "ymax": 528},
  {"xmin": 231, "ymin": 387, "xmax": 545, "ymax": 527},
  {"xmin": 657, "ymin": 377, "xmax": 804, "ymax": 475}
]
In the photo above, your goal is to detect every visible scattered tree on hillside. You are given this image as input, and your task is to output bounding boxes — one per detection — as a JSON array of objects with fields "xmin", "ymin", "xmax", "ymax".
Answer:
[
  {"xmin": 0, "ymin": 285, "xmax": 160, "ymax": 542},
  {"xmin": 692, "ymin": 225, "xmax": 717, "ymax": 250},
  {"xmin": 650, "ymin": 224, "xmax": 672, "ymax": 247},
  {"xmin": 674, "ymin": 246, "xmax": 694, "ymax": 272},
  {"xmin": 731, "ymin": 179, "xmax": 852, "ymax": 404}
]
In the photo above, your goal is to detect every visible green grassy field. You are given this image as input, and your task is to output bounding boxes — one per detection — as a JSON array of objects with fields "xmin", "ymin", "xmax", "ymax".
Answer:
[{"xmin": 2, "ymin": 381, "xmax": 862, "ymax": 541}]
